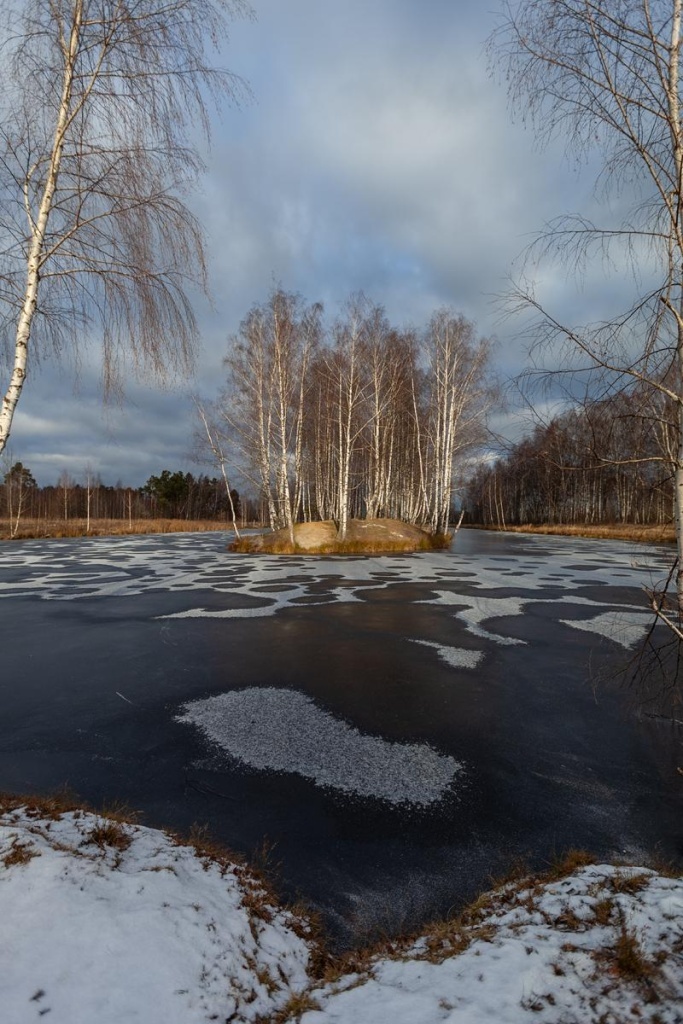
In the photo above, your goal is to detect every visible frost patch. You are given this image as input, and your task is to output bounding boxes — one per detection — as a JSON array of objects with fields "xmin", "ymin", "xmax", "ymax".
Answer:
[
  {"xmin": 178, "ymin": 688, "xmax": 462, "ymax": 807},
  {"xmin": 410, "ymin": 640, "xmax": 483, "ymax": 669},
  {"xmin": 422, "ymin": 592, "xmax": 527, "ymax": 646},
  {"xmin": 560, "ymin": 611, "xmax": 652, "ymax": 648}
]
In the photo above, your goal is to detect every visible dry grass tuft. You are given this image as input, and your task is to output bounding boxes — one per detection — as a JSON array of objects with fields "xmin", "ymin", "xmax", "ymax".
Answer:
[
  {"xmin": 183, "ymin": 822, "xmax": 245, "ymax": 868},
  {"xmin": 608, "ymin": 871, "xmax": 651, "ymax": 895},
  {"xmin": 0, "ymin": 787, "xmax": 83, "ymax": 820},
  {"xmin": 2, "ymin": 838, "xmax": 39, "ymax": 867},
  {"xmin": 1, "ymin": 793, "xmax": 140, "ymax": 857},
  {"xmin": 95, "ymin": 800, "xmax": 141, "ymax": 825},
  {"xmin": 421, "ymin": 921, "xmax": 500, "ymax": 965},
  {"xmin": 597, "ymin": 916, "xmax": 664, "ymax": 991},
  {"xmin": 591, "ymin": 897, "xmax": 616, "ymax": 926},
  {"xmin": 85, "ymin": 818, "xmax": 132, "ymax": 852},
  {"xmin": 257, "ymin": 991, "xmax": 321, "ymax": 1024},
  {"xmin": 544, "ymin": 848, "xmax": 596, "ymax": 882},
  {"xmin": 240, "ymin": 886, "xmax": 276, "ymax": 925},
  {"xmin": 486, "ymin": 856, "xmax": 532, "ymax": 892}
]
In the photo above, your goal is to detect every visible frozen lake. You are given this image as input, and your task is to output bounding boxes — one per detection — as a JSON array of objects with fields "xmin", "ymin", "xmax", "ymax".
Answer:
[{"xmin": 0, "ymin": 528, "xmax": 681, "ymax": 945}]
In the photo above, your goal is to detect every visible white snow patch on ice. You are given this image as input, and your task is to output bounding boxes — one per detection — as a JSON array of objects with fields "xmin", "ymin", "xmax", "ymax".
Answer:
[
  {"xmin": 410, "ymin": 640, "xmax": 483, "ymax": 669},
  {"xmin": 178, "ymin": 688, "xmax": 463, "ymax": 807},
  {"xmin": 560, "ymin": 610, "xmax": 652, "ymax": 648},
  {"xmin": 157, "ymin": 583, "xmax": 370, "ymax": 620},
  {"xmin": 421, "ymin": 592, "xmax": 527, "ymax": 645},
  {"xmin": 159, "ymin": 601, "xmax": 284, "ymax": 619},
  {"xmin": 0, "ymin": 532, "xmax": 672, "ymax": 611}
]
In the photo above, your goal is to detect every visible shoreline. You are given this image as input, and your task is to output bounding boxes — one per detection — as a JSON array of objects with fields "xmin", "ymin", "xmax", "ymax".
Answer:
[{"xmin": 466, "ymin": 522, "xmax": 676, "ymax": 545}]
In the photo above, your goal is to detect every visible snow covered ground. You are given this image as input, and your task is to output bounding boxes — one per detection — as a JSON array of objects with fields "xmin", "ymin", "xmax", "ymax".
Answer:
[
  {"xmin": 2, "ymin": 804, "xmax": 681, "ymax": 1024},
  {"xmin": 0, "ymin": 804, "xmax": 313, "ymax": 1024},
  {"xmin": 301, "ymin": 863, "xmax": 683, "ymax": 1024}
]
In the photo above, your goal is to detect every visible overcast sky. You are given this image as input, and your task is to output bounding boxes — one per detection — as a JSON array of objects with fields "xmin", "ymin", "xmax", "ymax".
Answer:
[{"xmin": 5, "ymin": 0, "xmax": 632, "ymax": 486}]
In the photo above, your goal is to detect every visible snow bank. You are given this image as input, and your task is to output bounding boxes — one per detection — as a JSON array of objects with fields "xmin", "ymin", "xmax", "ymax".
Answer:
[
  {"xmin": 0, "ymin": 807, "xmax": 312, "ymax": 1024},
  {"xmin": 300, "ymin": 863, "xmax": 683, "ymax": 1024},
  {"xmin": 2, "ymin": 807, "xmax": 681, "ymax": 1024}
]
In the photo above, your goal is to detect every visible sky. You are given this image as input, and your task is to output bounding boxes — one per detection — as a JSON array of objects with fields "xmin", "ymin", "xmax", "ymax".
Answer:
[{"xmin": 3, "ymin": 0, "xmax": 635, "ymax": 487}]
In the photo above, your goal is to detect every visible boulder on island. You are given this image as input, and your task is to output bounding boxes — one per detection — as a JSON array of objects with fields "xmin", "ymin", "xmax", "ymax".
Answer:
[{"xmin": 229, "ymin": 518, "xmax": 450, "ymax": 555}]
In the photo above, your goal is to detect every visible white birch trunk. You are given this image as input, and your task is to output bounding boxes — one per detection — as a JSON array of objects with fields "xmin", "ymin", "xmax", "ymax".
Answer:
[{"xmin": 0, "ymin": 2, "xmax": 83, "ymax": 455}]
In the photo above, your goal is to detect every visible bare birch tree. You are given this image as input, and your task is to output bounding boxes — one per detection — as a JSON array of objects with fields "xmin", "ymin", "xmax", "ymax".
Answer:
[
  {"xmin": 193, "ymin": 397, "xmax": 240, "ymax": 537},
  {"xmin": 424, "ymin": 311, "xmax": 491, "ymax": 535},
  {"xmin": 325, "ymin": 296, "xmax": 372, "ymax": 540},
  {"xmin": 0, "ymin": 0, "xmax": 249, "ymax": 456},
  {"xmin": 3, "ymin": 456, "xmax": 35, "ymax": 536},
  {"xmin": 222, "ymin": 290, "xmax": 321, "ymax": 535},
  {"xmin": 217, "ymin": 290, "xmax": 493, "ymax": 535},
  {"xmin": 492, "ymin": 0, "xmax": 683, "ymax": 632}
]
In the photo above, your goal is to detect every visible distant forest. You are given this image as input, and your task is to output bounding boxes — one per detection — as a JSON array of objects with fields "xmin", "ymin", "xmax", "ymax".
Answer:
[
  {"xmin": 465, "ymin": 386, "xmax": 674, "ymax": 527},
  {"xmin": 1, "ymin": 465, "xmax": 246, "ymax": 534}
]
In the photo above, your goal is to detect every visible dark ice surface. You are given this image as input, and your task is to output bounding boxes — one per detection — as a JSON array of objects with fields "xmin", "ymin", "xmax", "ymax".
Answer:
[{"xmin": 1, "ymin": 528, "xmax": 681, "ymax": 947}]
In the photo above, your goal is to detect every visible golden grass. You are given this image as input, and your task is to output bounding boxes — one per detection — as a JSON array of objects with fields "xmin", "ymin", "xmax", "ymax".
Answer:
[
  {"xmin": 597, "ymin": 915, "xmax": 666, "ymax": 990},
  {"xmin": 471, "ymin": 523, "xmax": 676, "ymax": 544},
  {"xmin": 85, "ymin": 818, "xmax": 132, "ymax": 852},
  {"xmin": 2, "ymin": 838, "xmax": 39, "ymax": 867},
  {"xmin": 0, "ymin": 788, "xmax": 85, "ymax": 820},
  {"xmin": 543, "ymin": 848, "xmax": 597, "ymax": 882},
  {"xmin": 231, "ymin": 537, "xmax": 417, "ymax": 555},
  {"xmin": 229, "ymin": 531, "xmax": 452, "ymax": 556},
  {"xmin": 258, "ymin": 991, "xmax": 321, "ymax": 1024},
  {"xmin": 608, "ymin": 871, "xmax": 651, "ymax": 895},
  {"xmin": 0, "ymin": 518, "xmax": 238, "ymax": 541},
  {"xmin": 591, "ymin": 897, "xmax": 616, "ymax": 926}
]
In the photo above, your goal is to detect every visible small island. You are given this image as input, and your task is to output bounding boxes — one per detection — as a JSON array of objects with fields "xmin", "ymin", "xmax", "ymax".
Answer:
[{"xmin": 228, "ymin": 518, "xmax": 452, "ymax": 555}]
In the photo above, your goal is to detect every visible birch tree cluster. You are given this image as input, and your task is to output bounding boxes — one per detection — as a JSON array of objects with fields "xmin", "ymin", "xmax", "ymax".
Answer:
[{"xmin": 209, "ymin": 290, "xmax": 493, "ymax": 538}]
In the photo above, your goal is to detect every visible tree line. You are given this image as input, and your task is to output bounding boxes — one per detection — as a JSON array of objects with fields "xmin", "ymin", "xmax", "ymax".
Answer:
[
  {"xmin": 199, "ymin": 289, "xmax": 494, "ymax": 540},
  {"xmin": 2, "ymin": 464, "xmax": 243, "ymax": 537},
  {"xmin": 465, "ymin": 387, "xmax": 675, "ymax": 528}
]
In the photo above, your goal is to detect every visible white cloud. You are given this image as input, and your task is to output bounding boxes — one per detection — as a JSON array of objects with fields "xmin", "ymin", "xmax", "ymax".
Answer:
[{"xmin": 2, "ymin": 0, "xmax": 658, "ymax": 479}]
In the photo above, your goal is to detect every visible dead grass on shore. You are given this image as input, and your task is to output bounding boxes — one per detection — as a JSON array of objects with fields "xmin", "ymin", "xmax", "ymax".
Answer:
[
  {"xmin": 228, "ymin": 533, "xmax": 452, "ymax": 556},
  {"xmin": 229, "ymin": 519, "xmax": 452, "ymax": 556},
  {"xmin": 0, "ymin": 518, "xmax": 239, "ymax": 541},
  {"xmin": 471, "ymin": 523, "xmax": 676, "ymax": 545}
]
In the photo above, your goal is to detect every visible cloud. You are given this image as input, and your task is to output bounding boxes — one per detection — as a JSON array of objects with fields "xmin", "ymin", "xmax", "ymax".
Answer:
[
  {"xmin": 2, "ymin": 0, "xmax": 656, "ymax": 483},
  {"xmin": 199, "ymin": 0, "xmax": 624, "ymax": 352},
  {"xmin": 6, "ymin": 368, "xmax": 201, "ymax": 486}
]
